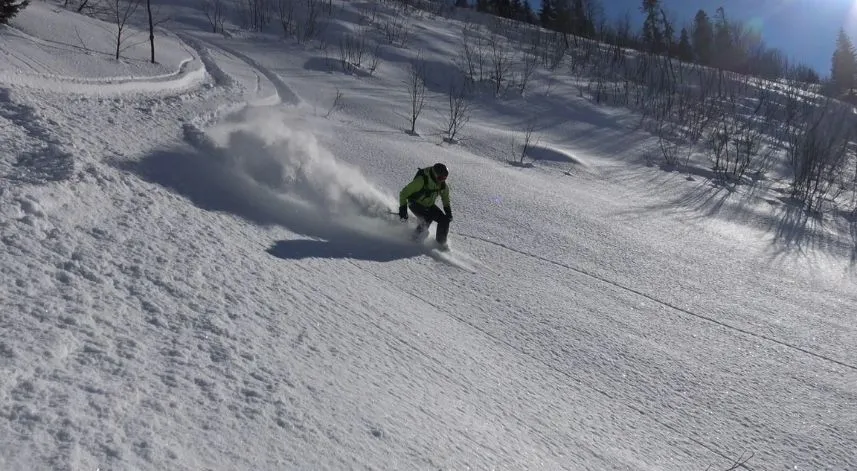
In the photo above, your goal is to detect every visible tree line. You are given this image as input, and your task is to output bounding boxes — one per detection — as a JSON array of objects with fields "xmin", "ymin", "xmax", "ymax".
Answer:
[{"xmin": 459, "ymin": 0, "xmax": 823, "ymax": 87}]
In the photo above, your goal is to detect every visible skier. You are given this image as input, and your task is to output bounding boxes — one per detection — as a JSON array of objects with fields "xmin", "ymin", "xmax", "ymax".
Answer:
[{"xmin": 398, "ymin": 163, "xmax": 453, "ymax": 248}]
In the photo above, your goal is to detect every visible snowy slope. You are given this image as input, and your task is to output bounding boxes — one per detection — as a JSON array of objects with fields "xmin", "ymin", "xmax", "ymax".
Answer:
[{"xmin": 1, "ymin": 2, "xmax": 856, "ymax": 471}]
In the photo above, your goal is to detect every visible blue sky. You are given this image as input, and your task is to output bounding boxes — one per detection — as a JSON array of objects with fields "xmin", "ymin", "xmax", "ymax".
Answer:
[{"xmin": 537, "ymin": 0, "xmax": 857, "ymax": 75}]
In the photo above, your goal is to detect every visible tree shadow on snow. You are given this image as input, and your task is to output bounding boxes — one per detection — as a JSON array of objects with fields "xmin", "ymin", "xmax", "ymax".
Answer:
[
  {"xmin": 615, "ymin": 174, "xmax": 855, "ymax": 266},
  {"xmin": 113, "ymin": 127, "xmax": 423, "ymax": 263}
]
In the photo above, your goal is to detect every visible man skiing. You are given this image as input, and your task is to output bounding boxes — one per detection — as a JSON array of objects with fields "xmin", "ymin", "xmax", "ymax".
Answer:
[{"xmin": 398, "ymin": 163, "xmax": 452, "ymax": 248}]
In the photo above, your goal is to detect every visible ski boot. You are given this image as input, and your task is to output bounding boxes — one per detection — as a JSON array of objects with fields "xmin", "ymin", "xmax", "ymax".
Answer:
[{"xmin": 412, "ymin": 221, "xmax": 429, "ymax": 242}]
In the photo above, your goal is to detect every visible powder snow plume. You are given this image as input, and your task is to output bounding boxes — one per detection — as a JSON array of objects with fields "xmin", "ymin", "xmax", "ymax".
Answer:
[
  {"xmin": 137, "ymin": 108, "xmax": 415, "ymax": 244},
  {"xmin": 208, "ymin": 108, "xmax": 395, "ymax": 220}
]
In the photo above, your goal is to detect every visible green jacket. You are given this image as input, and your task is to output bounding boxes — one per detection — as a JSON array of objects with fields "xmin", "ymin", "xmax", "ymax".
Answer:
[{"xmin": 399, "ymin": 167, "xmax": 451, "ymax": 209}]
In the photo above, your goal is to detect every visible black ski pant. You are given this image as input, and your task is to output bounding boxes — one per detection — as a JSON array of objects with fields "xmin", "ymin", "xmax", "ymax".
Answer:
[{"xmin": 408, "ymin": 203, "xmax": 450, "ymax": 244}]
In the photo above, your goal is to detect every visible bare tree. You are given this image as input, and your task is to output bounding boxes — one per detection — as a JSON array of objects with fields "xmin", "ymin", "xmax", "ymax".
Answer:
[
  {"xmin": 338, "ymin": 33, "xmax": 366, "ymax": 73},
  {"xmin": 275, "ymin": 0, "xmax": 294, "ymax": 36},
  {"xmin": 145, "ymin": 0, "xmax": 169, "ymax": 63},
  {"xmin": 788, "ymin": 103, "xmax": 855, "ymax": 212},
  {"xmin": 110, "ymin": 0, "xmax": 143, "ymax": 60},
  {"xmin": 444, "ymin": 76, "xmax": 472, "ymax": 143},
  {"xmin": 324, "ymin": 87, "xmax": 343, "ymax": 119},
  {"xmin": 517, "ymin": 46, "xmax": 539, "ymax": 95},
  {"xmin": 405, "ymin": 53, "xmax": 427, "ymax": 135},
  {"xmin": 296, "ymin": 0, "xmax": 325, "ymax": 43},
  {"xmin": 203, "ymin": 0, "xmax": 227, "ymax": 33},
  {"xmin": 366, "ymin": 40, "xmax": 382, "ymax": 76},
  {"xmin": 488, "ymin": 31, "xmax": 513, "ymax": 96},
  {"xmin": 380, "ymin": 14, "xmax": 410, "ymax": 48},
  {"xmin": 517, "ymin": 119, "xmax": 539, "ymax": 165},
  {"xmin": 459, "ymin": 22, "xmax": 487, "ymax": 85}
]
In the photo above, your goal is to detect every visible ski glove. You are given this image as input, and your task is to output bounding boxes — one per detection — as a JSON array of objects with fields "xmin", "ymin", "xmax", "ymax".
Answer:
[
  {"xmin": 398, "ymin": 205, "xmax": 408, "ymax": 220},
  {"xmin": 444, "ymin": 206, "xmax": 452, "ymax": 222}
]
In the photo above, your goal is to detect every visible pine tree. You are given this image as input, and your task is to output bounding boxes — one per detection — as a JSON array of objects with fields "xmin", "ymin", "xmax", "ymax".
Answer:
[
  {"xmin": 0, "ymin": 0, "xmax": 29, "ymax": 24},
  {"xmin": 511, "ymin": 0, "xmax": 523, "ymax": 20},
  {"xmin": 572, "ymin": 0, "xmax": 593, "ymax": 38},
  {"xmin": 539, "ymin": 0, "xmax": 556, "ymax": 29},
  {"xmin": 553, "ymin": 0, "xmax": 573, "ymax": 35},
  {"xmin": 677, "ymin": 27, "xmax": 693, "ymax": 62},
  {"xmin": 640, "ymin": 0, "xmax": 663, "ymax": 54},
  {"xmin": 831, "ymin": 28, "xmax": 857, "ymax": 95},
  {"xmin": 691, "ymin": 9, "xmax": 713, "ymax": 65},
  {"xmin": 476, "ymin": 0, "xmax": 489, "ymax": 13},
  {"xmin": 454, "ymin": 0, "xmax": 469, "ymax": 7},
  {"xmin": 713, "ymin": 7, "xmax": 732, "ymax": 68},
  {"xmin": 497, "ymin": 0, "xmax": 512, "ymax": 18},
  {"xmin": 522, "ymin": 0, "xmax": 536, "ymax": 23}
]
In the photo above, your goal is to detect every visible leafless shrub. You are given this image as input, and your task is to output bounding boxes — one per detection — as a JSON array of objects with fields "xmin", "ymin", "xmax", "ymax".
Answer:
[
  {"xmin": 488, "ymin": 31, "xmax": 513, "ymax": 96},
  {"xmin": 295, "ymin": 0, "xmax": 326, "ymax": 43},
  {"xmin": 357, "ymin": 3, "xmax": 379, "ymax": 26},
  {"xmin": 366, "ymin": 40, "xmax": 382, "ymax": 76},
  {"xmin": 324, "ymin": 88, "xmax": 343, "ymax": 119},
  {"xmin": 657, "ymin": 121, "xmax": 684, "ymax": 166},
  {"xmin": 444, "ymin": 76, "xmax": 472, "ymax": 144},
  {"xmin": 236, "ymin": 0, "xmax": 271, "ymax": 31},
  {"xmin": 202, "ymin": 0, "xmax": 227, "ymax": 33},
  {"xmin": 459, "ymin": 22, "xmax": 488, "ymax": 85},
  {"xmin": 405, "ymin": 53, "xmax": 427, "ymax": 135},
  {"xmin": 516, "ymin": 119, "xmax": 539, "ymax": 165},
  {"xmin": 380, "ymin": 15, "xmax": 410, "ymax": 48},
  {"xmin": 787, "ymin": 103, "xmax": 856, "ymax": 212},
  {"xmin": 275, "ymin": 0, "xmax": 295, "ymax": 36},
  {"xmin": 517, "ymin": 46, "xmax": 540, "ymax": 95},
  {"xmin": 338, "ymin": 33, "xmax": 367, "ymax": 73},
  {"xmin": 543, "ymin": 31, "xmax": 567, "ymax": 71}
]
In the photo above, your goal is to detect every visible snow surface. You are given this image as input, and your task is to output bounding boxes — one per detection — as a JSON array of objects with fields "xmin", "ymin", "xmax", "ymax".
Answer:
[{"xmin": 1, "ymin": 1, "xmax": 855, "ymax": 470}]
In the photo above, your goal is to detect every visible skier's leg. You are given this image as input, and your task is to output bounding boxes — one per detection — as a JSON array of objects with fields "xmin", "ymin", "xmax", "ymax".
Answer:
[
  {"xmin": 425, "ymin": 205, "xmax": 450, "ymax": 244},
  {"xmin": 408, "ymin": 203, "xmax": 431, "ymax": 238}
]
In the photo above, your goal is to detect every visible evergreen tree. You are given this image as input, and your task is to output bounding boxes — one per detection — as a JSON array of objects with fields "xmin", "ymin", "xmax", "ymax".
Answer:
[
  {"xmin": 539, "ymin": 0, "xmax": 556, "ymax": 29},
  {"xmin": 572, "ymin": 0, "xmax": 593, "ymax": 37},
  {"xmin": 691, "ymin": 10, "xmax": 713, "ymax": 64},
  {"xmin": 713, "ymin": 7, "xmax": 732, "ymax": 68},
  {"xmin": 522, "ymin": 0, "xmax": 536, "ymax": 23},
  {"xmin": 831, "ymin": 28, "xmax": 857, "ymax": 94},
  {"xmin": 511, "ymin": 0, "xmax": 523, "ymax": 20},
  {"xmin": 497, "ymin": 0, "xmax": 512, "ymax": 18},
  {"xmin": 454, "ymin": 0, "xmax": 469, "ymax": 7},
  {"xmin": 0, "ymin": 0, "xmax": 29, "ymax": 24},
  {"xmin": 553, "ymin": 0, "xmax": 573, "ymax": 35},
  {"xmin": 476, "ymin": 0, "xmax": 490, "ymax": 13},
  {"xmin": 677, "ymin": 27, "xmax": 693, "ymax": 61},
  {"xmin": 640, "ymin": 0, "xmax": 663, "ymax": 53},
  {"xmin": 792, "ymin": 64, "xmax": 820, "ymax": 84}
]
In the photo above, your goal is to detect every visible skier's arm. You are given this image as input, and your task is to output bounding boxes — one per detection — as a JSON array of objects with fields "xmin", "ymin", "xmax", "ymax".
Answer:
[
  {"xmin": 399, "ymin": 178, "xmax": 424, "ymax": 206},
  {"xmin": 440, "ymin": 185, "xmax": 451, "ymax": 209}
]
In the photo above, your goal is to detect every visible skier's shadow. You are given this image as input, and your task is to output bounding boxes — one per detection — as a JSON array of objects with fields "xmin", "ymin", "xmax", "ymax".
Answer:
[{"xmin": 267, "ymin": 237, "xmax": 424, "ymax": 262}]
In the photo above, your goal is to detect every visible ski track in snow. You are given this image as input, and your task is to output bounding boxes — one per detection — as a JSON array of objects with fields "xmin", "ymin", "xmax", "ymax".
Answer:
[{"xmin": 1, "ymin": 2, "xmax": 856, "ymax": 471}]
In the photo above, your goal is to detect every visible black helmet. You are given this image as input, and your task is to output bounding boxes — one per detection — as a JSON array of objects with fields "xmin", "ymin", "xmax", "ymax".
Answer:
[{"xmin": 432, "ymin": 163, "xmax": 449, "ymax": 181}]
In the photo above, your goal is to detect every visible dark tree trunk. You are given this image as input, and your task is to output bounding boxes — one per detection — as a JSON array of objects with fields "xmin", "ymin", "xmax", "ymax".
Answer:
[{"xmin": 147, "ymin": 0, "xmax": 155, "ymax": 63}]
